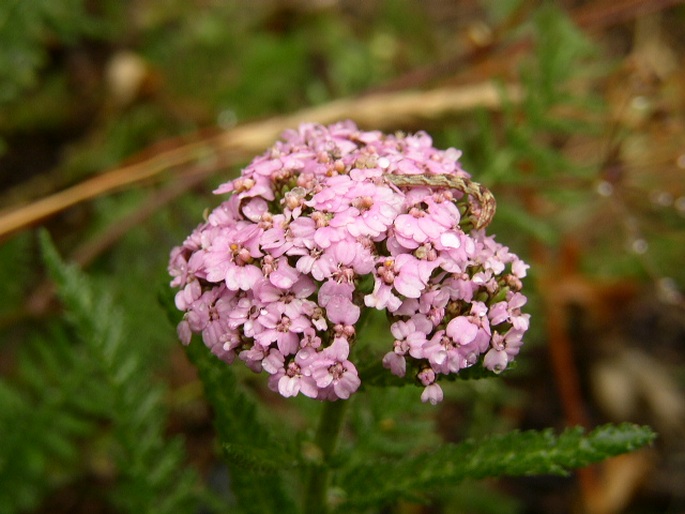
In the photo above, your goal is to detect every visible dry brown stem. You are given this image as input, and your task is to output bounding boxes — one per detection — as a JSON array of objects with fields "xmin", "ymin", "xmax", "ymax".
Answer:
[{"xmin": 0, "ymin": 82, "xmax": 521, "ymax": 241}]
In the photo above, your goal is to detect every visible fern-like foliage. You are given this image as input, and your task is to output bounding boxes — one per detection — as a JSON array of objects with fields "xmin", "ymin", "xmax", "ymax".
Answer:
[
  {"xmin": 335, "ymin": 423, "xmax": 656, "ymax": 510},
  {"xmin": 184, "ymin": 342, "xmax": 299, "ymax": 514},
  {"xmin": 181, "ymin": 340, "xmax": 655, "ymax": 514},
  {"xmin": 0, "ymin": 323, "xmax": 112, "ymax": 513},
  {"xmin": 33, "ymin": 231, "xmax": 203, "ymax": 514},
  {"xmin": 449, "ymin": 5, "xmax": 601, "ymax": 247}
]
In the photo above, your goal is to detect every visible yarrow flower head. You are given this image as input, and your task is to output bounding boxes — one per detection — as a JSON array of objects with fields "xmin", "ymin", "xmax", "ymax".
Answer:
[{"xmin": 169, "ymin": 121, "xmax": 529, "ymax": 403}]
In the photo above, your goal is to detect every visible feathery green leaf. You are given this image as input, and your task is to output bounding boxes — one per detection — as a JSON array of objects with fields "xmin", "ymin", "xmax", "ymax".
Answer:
[
  {"xmin": 185, "ymin": 341, "xmax": 299, "ymax": 514},
  {"xmin": 336, "ymin": 423, "xmax": 656, "ymax": 510},
  {"xmin": 38, "ymin": 230, "xmax": 205, "ymax": 514}
]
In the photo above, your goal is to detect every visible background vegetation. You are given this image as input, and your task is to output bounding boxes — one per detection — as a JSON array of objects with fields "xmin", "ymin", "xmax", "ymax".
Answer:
[{"xmin": 1, "ymin": 1, "xmax": 684, "ymax": 513}]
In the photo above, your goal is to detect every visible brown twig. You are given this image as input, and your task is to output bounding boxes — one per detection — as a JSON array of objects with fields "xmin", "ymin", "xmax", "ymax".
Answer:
[
  {"xmin": 12, "ymin": 166, "xmax": 215, "ymax": 322},
  {"xmin": 0, "ymin": 82, "xmax": 522, "ymax": 241},
  {"xmin": 573, "ymin": 0, "xmax": 685, "ymax": 30}
]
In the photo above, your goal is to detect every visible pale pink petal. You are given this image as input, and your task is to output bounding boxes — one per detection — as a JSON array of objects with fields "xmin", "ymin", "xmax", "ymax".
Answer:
[{"xmin": 421, "ymin": 384, "xmax": 444, "ymax": 405}]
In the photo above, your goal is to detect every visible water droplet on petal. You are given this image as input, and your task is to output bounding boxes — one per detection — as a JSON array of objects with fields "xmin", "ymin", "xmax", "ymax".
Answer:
[{"xmin": 377, "ymin": 157, "xmax": 390, "ymax": 169}]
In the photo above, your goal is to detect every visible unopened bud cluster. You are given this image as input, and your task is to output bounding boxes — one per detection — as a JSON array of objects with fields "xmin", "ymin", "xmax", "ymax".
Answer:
[{"xmin": 169, "ymin": 121, "xmax": 529, "ymax": 403}]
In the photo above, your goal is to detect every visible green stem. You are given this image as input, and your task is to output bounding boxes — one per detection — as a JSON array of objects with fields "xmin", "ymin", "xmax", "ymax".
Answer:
[{"xmin": 303, "ymin": 399, "xmax": 348, "ymax": 514}]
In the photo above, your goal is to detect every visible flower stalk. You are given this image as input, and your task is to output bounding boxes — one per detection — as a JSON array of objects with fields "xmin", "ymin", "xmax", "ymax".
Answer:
[{"xmin": 304, "ymin": 399, "xmax": 348, "ymax": 514}]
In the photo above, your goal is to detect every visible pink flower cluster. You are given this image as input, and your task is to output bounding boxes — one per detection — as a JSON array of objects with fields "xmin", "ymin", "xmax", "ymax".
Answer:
[{"xmin": 169, "ymin": 121, "xmax": 529, "ymax": 403}]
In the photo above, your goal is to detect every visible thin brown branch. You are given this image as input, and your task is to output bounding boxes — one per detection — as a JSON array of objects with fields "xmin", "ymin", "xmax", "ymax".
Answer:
[
  {"xmin": 69, "ymin": 167, "xmax": 213, "ymax": 268},
  {"xmin": 0, "ymin": 82, "xmax": 521, "ymax": 241},
  {"xmin": 573, "ymin": 0, "xmax": 685, "ymax": 30},
  {"xmin": 22, "ymin": 166, "xmax": 215, "ymax": 318}
]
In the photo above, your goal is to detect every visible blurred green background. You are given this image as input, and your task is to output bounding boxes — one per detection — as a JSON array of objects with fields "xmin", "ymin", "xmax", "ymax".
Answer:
[{"xmin": 1, "ymin": 1, "xmax": 684, "ymax": 513}]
